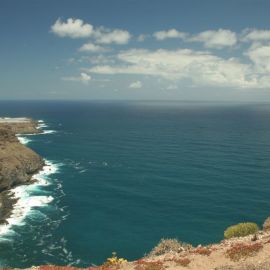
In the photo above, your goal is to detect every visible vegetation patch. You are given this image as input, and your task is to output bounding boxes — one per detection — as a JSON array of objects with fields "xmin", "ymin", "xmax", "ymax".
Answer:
[
  {"xmin": 224, "ymin": 222, "xmax": 259, "ymax": 239},
  {"xmin": 164, "ymin": 256, "xmax": 191, "ymax": 267},
  {"xmin": 148, "ymin": 238, "xmax": 192, "ymax": 256},
  {"xmin": 97, "ymin": 252, "xmax": 127, "ymax": 270},
  {"xmin": 226, "ymin": 242, "xmax": 263, "ymax": 261},
  {"xmin": 263, "ymin": 217, "xmax": 270, "ymax": 231},
  {"xmin": 192, "ymin": 246, "xmax": 211, "ymax": 256}
]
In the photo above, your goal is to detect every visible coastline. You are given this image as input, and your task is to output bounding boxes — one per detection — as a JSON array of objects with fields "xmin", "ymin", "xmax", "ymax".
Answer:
[
  {"xmin": 0, "ymin": 118, "xmax": 56, "ymax": 233},
  {"xmin": 1, "ymin": 117, "xmax": 270, "ymax": 269}
]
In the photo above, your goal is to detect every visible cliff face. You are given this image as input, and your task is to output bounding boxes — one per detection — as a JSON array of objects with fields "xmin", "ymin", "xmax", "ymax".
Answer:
[
  {"xmin": 0, "ymin": 127, "xmax": 44, "ymax": 191},
  {"xmin": 0, "ymin": 121, "xmax": 44, "ymax": 223}
]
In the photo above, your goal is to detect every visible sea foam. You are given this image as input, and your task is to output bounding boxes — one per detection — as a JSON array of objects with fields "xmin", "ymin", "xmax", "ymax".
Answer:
[
  {"xmin": 17, "ymin": 136, "xmax": 32, "ymax": 145},
  {"xmin": 0, "ymin": 121, "xmax": 59, "ymax": 236}
]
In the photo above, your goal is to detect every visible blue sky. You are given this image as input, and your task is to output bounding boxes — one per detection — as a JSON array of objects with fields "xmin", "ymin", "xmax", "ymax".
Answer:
[{"xmin": 1, "ymin": 0, "xmax": 270, "ymax": 101}]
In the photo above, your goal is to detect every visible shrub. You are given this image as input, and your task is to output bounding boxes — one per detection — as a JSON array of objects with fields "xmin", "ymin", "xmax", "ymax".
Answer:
[
  {"xmin": 148, "ymin": 238, "xmax": 192, "ymax": 256},
  {"xmin": 226, "ymin": 242, "xmax": 263, "ymax": 261},
  {"xmin": 224, "ymin": 222, "xmax": 259, "ymax": 239},
  {"xmin": 102, "ymin": 252, "xmax": 127, "ymax": 268},
  {"xmin": 263, "ymin": 217, "xmax": 270, "ymax": 231}
]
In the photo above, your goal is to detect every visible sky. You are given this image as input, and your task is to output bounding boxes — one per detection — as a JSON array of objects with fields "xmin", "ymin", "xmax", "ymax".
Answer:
[{"xmin": 1, "ymin": 0, "xmax": 270, "ymax": 101}]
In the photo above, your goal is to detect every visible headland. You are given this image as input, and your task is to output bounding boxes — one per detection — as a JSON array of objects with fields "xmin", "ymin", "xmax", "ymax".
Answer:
[{"xmin": 0, "ymin": 118, "xmax": 44, "ymax": 224}]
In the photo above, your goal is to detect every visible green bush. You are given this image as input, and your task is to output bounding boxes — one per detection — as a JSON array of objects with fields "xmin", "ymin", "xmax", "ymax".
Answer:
[{"xmin": 224, "ymin": 222, "xmax": 259, "ymax": 239}]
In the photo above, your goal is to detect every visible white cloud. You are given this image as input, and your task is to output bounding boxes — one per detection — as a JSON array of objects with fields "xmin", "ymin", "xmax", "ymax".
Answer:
[
  {"xmin": 243, "ymin": 29, "xmax": 270, "ymax": 42},
  {"xmin": 153, "ymin": 29, "xmax": 187, "ymax": 40},
  {"xmin": 129, "ymin": 81, "xmax": 142, "ymax": 88},
  {"xmin": 246, "ymin": 45, "xmax": 270, "ymax": 73},
  {"xmin": 87, "ymin": 54, "xmax": 116, "ymax": 65},
  {"xmin": 51, "ymin": 18, "xmax": 131, "ymax": 45},
  {"xmin": 62, "ymin": 72, "xmax": 91, "ymax": 84},
  {"xmin": 95, "ymin": 29, "xmax": 131, "ymax": 44},
  {"xmin": 137, "ymin": 34, "xmax": 147, "ymax": 42},
  {"xmin": 87, "ymin": 48, "xmax": 270, "ymax": 88},
  {"xmin": 79, "ymin": 42, "xmax": 108, "ymax": 52},
  {"xmin": 51, "ymin": 18, "xmax": 93, "ymax": 38},
  {"xmin": 189, "ymin": 29, "xmax": 237, "ymax": 49}
]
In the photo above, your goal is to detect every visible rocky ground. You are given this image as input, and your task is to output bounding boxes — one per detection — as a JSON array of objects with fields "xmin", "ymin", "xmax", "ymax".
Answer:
[{"xmin": 8, "ymin": 230, "xmax": 270, "ymax": 270}]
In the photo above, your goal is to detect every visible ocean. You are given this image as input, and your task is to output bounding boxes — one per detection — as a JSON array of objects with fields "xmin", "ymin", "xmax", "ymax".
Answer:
[{"xmin": 0, "ymin": 100, "xmax": 270, "ymax": 267}]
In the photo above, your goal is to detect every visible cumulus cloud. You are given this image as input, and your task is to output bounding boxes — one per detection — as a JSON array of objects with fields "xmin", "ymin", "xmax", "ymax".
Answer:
[
  {"xmin": 79, "ymin": 42, "xmax": 108, "ymax": 52},
  {"xmin": 189, "ymin": 29, "xmax": 237, "ymax": 49},
  {"xmin": 95, "ymin": 29, "xmax": 131, "ymax": 44},
  {"xmin": 86, "ymin": 48, "xmax": 270, "ymax": 88},
  {"xmin": 153, "ymin": 29, "xmax": 187, "ymax": 40},
  {"xmin": 62, "ymin": 72, "xmax": 91, "ymax": 84},
  {"xmin": 51, "ymin": 18, "xmax": 131, "ymax": 45},
  {"xmin": 243, "ymin": 29, "xmax": 270, "ymax": 42},
  {"xmin": 246, "ymin": 45, "xmax": 270, "ymax": 73},
  {"xmin": 53, "ymin": 21, "xmax": 270, "ymax": 90},
  {"xmin": 51, "ymin": 18, "xmax": 93, "ymax": 38},
  {"xmin": 129, "ymin": 81, "xmax": 142, "ymax": 88}
]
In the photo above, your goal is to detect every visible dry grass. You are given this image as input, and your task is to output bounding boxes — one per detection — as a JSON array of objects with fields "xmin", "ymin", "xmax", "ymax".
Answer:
[
  {"xmin": 134, "ymin": 259, "xmax": 164, "ymax": 270},
  {"xmin": 225, "ymin": 242, "xmax": 263, "ymax": 261},
  {"xmin": 262, "ymin": 217, "xmax": 270, "ymax": 232},
  {"xmin": 192, "ymin": 246, "xmax": 211, "ymax": 256}
]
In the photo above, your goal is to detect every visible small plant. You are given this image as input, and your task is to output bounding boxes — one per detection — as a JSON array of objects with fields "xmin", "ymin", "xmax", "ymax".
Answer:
[
  {"xmin": 226, "ymin": 242, "xmax": 263, "ymax": 261},
  {"xmin": 100, "ymin": 252, "xmax": 127, "ymax": 270},
  {"xmin": 134, "ymin": 259, "xmax": 164, "ymax": 270},
  {"xmin": 192, "ymin": 246, "xmax": 211, "ymax": 256},
  {"xmin": 148, "ymin": 238, "xmax": 192, "ymax": 256},
  {"xmin": 263, "ymin": 217, "xmax": 270, "ymax": 231},
  {"xmin": 224, "ymin": 222, "xmax": 259, "ymax": 239}
]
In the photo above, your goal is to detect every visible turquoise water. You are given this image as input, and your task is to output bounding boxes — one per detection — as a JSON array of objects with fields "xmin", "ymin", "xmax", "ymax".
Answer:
[{"xmin": 0, "ymin": 101, "xmax": 270, "ymax": 267}]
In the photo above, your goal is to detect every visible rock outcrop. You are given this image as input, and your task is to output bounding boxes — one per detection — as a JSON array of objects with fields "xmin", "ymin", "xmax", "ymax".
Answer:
[{"xmin": 0, "ymin": 119, "xmax": 41, "ymax": 135}]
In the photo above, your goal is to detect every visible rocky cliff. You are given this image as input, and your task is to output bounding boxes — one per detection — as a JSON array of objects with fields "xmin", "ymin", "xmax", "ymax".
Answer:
[{"xmin": 0, "ymin": 120, "xmax": 44, "ymax": 223}]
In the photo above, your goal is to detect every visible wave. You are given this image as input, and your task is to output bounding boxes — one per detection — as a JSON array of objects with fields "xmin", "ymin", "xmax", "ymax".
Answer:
[
  {"xmin": 0, "ymin": 120, "xmax": 59, "ymax": 236},
  {"xmin": 42, "ymin": 130, "xmax": 57, "ymax": 134},
  {"xmin": 37, "ymin": 119, "xmax": 48, "ymax": 129},
  {"xmin": 0, "ymin": 160, "xmax": 60, "ymax": 236},
  {"xmin": 38, "ymin": 119, "xmax": 56, "ymax": 134},
  {"xmin": 16, "ymin": 121, "xmax": 57, "ymax": 145},
  {"xmin": 0, "ymin": 120, "xmax": 79, "ymax": 266},
  {"xmin": 16, "ymin": 136, "xmax": 32, "ymax": 145}
]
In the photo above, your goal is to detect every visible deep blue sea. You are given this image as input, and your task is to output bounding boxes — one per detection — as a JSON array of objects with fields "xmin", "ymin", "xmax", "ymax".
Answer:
[{"xmin": 0, "ymin": 101, "xmax": 270, "ymax": 267}]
